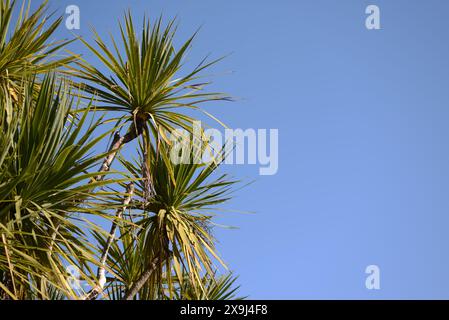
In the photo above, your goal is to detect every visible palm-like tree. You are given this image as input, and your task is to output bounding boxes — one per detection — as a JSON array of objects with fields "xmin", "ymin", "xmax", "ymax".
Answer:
[
  {"xmin": 0, "ymin": 0, "xmax": 74, "ymax": 103},
  {"xmin": 95, "ymin": 141, "xmax": 236, "ymax": 299},
  {"xmin": 0, "ymin": 76, "xmax": 125, "ymax": 299},
  {"xmin": 69, "ymin": 12, "xmax": 228, "ymax": 182},
  {"xmin": 0, "ymin": 0, "xmax": 243, "ymax": 300}
]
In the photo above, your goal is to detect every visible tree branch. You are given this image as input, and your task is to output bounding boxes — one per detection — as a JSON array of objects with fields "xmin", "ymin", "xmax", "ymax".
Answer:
[
  {"xmin": 122, "ymin": 258, "xmax": 159, "ymax": 300},
  {"xmin": 93, "ymin": 120, "xmax": 145, "ymax": 182},
  {"xmin": 82, "ymin": 119, "xmax": 145, "ymax": 300},
  {"xmin": 83, "ymin": 182, "xmax": 135, "ymax": 300}
]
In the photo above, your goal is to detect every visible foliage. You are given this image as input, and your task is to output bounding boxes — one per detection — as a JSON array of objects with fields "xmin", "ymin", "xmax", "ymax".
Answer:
[
  {"xmin": 0, "ymin": 76, "xmax": 123, "ymax": 299},
  {"xmin": 0, "ymin": 0, "xmax": 73, "ymax": 103},
  {"xmin": 0, "ymin": 0, "xmax": 242, "ymax": 300}
]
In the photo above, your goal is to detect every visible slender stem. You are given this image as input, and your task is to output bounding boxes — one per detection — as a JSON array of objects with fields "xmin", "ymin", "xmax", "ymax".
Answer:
[
  {"xmin": 122, "ymin": 258, "xmax": 159, "ymax": 300},
  {"xmin": 93, "ymin": 121, "xmax": 144, "ymax": 183},
  {"xmin": 83, "ymin": 183, "xmax": 135, "ymax": 300},
  {"xmin": 101, "ymin": 184, "xmax": 135, "ymax": 266},
  {"xmin": 93, "ymin": 132, "xmax": 124, "ymax": 182},
  {"xmin": 82, "ymin": 119, "xmax": 144, "ymax": 300}
]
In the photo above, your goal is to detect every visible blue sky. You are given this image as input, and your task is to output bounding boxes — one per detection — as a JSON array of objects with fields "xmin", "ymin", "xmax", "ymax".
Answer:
[{"xmin": 44, "ymin": 0, "xmax": 449, "ymax": 299}]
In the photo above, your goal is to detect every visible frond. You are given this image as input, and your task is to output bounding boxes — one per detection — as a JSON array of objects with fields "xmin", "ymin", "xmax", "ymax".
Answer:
[
  {"xmin": 0, "ymin": 75, "xmax": 125, "ymax": 299},
  {"xmin": 69, "ymin": 12, "xmax": 228, "ymax": 143},
  {"xmin": 105, "ymin": 139, "xmax": 237, "ymax": 299},
  {"xmin": 0, "ymin": 0, "xmax": 74, "ymax": 103},
  {"xmin": 175, "ymin": 272, "xmax": 245, "ymax": 300}
]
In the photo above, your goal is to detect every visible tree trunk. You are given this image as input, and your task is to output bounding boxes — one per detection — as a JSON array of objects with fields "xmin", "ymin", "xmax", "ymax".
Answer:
[
  {"xmin": 82, "ymin": 119, "xmax": 144, "ymax": 300},
  {"xmin": 83, "ymin": 183, "xmax": 135, "ymax": 300},
  {"xmin": 93, "ymin": 120, "xmax": 145, "ymax": 182},
  {"xmin": 122, "ymin": 258, "xmax": 159, "ymax": 300}
]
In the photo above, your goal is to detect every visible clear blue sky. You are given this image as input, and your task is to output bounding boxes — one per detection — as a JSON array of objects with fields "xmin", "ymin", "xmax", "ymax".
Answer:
[{"xmin": 44, "ymin": 0, "xmax": 449, "ymax": 299}]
